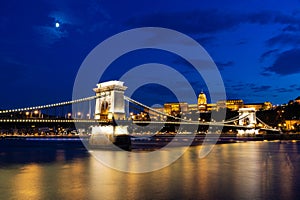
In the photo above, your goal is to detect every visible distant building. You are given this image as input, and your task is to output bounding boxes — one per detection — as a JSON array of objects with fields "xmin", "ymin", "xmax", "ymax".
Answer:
[
  {"xmin": 217, "ymin": 99, "xmax": 244, "ymax": 111},
  {"xmin": 244, "ymin": 102, "xmax": 272, "ymax": 111},
  {"xmin": 188, "ymin": 104, "xmax": 198, "ymax": 111},
  {"xmin": 152, "ymin": 91, "xmax": 273, "ymax": 116},
  {"xmin": 164, "ymin": 102, "xmax": 188, "ymax": 116},
  {"xmin": 284, "ymin": 119, "xmax": 300, "ymax": 131},
  {"xmin": 295, "ymin": 96, "xmax": 300, "ymax": 104},
  {"xmin": 207, "ymin": 103, "xmax": 217, "ymax": 111},
  {"xmin": 151, "ymin": 107, "xmax": 164, "ymax": 113}
]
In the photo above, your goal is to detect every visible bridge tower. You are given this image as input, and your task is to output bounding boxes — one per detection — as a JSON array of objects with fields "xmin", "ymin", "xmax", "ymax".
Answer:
[
  {"xmin": 238, "ymin": 108, "xmax": 256, "ymax": 127},
  {"xmin": 93, "ymin": 80, "xmax": 127, "ymax": 121}
]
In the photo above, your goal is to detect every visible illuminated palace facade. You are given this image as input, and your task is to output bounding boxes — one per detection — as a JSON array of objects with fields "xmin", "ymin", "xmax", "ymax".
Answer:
[
  {"xmin": 157, "ymin": 91, "xmax": 273, "ymax": 116},
  {"xmin": 130, "ymin": 91, "xmax": 276, "ymax": 125},
  {"xmin": 151, "ymin": 95, "xmax": 300, "ymax": 131}
]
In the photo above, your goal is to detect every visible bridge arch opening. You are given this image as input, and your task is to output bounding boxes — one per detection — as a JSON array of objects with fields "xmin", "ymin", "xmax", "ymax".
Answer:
[{"xmin": 100, "ymin": 101, "xmax": 109, "ymax": 120}]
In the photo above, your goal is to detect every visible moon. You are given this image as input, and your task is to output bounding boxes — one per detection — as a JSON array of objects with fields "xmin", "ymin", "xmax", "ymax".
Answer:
[{"xmin": 55, "ymin": 22, "xmax": 60, "ymax": 28}]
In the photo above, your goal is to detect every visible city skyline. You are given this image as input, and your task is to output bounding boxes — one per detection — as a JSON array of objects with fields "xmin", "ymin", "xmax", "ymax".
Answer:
[{"xmin": 1, "ymin": 0, "xmax": 300, "ymax": 109}]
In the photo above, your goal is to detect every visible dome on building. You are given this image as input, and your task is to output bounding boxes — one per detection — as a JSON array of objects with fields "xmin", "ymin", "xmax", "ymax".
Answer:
[
  {"xmin": 198, "ymin": 91, "xmax": 207, "ymax": 111},
  {"xmin": 198, "ymin": 91, "xmax": 207, "ymax": 105}
]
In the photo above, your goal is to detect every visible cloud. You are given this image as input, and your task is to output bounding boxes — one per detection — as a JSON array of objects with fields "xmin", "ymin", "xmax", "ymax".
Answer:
[
  {"xmin": 215, "ymin": 61, "xmax": 234, "ymax": 69},
  {"xmin": 282, "ymin": 25, "xmax": 300, "ymax": 32},
  {"xmin": 260, "ymin": 49, "xmax": 279, "ymax": 62},
  {"xmin": 194, "ymin": 36, "xmax": 216, "ymax": 46},
  {"xmin": 247, "ymin": 10, "xmax": 299, "ymax": 25},
  {"xmin": 0, "ymin": 0, "xmax": 113, "ymax": 47},
  {"xmin": 290, "ymin": 84, "xmax": 298, "ymax": 88},
  {"xmin": 275, "ymin": 88, "xmax": 293, "ymax": 93},
  {"xmin": 229, "ymin": 83, "xmax": 271, "ymax": 93},
  {"xmin": 266, "ymin": 49, "xmax": 300, "ymax": 75},
  {"xmin": 266, "ymin": 33, "xmax": 300, "ymax": 47},
  {"xmin": 126, "ymin": 10, "xmax": 300, "ymax": 34},
  {"xmin": 231, "ymin": 83, "xmax": 272, "ymax": 94},
  {"xmin": 34, "ymin": 25, "xmax": 68, "ymax": 46},
  {"xmin": 250, "ymin": 85, "xmax": 272, "ymax": 92},
  {"xmin": 290, "ymin": 84, "xmax": 300, "ymax": 91},
  {"xmin": 260, "ymin": 71, "xmax": 272, "ymax": 77},
  {"xmin": 126, "ymin": 10, "xmax": 245, "ymax": 34}
]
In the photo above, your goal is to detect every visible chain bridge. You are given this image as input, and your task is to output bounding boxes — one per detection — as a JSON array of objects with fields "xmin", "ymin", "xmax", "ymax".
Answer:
[{"xmin": 0, "ymin": 81, "xmax": 279, "ymax": 134}]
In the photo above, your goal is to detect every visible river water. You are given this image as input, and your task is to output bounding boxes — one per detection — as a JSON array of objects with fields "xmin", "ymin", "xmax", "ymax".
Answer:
[{"xmin": 1, "ymin": 141, "xmax": 300, "ymax": 200}]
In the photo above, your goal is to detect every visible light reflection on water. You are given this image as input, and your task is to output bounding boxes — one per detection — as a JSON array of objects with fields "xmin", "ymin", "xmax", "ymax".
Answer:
[{"xmin": 1, "ymin": 141, "xmax": 300, "ymax": 199}]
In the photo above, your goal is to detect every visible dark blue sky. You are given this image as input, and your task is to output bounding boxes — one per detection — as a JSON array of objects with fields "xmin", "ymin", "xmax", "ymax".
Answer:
[{"xmin": 1, "ymin": 0, "xmax": 300, "ymax": 109}]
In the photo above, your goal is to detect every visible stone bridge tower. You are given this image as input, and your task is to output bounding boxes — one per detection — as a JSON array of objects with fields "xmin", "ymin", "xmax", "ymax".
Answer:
[
  {"xmin": 93, "ymin": 81, "xmax": 127, "ymax": 121},
  {"xmin": 238, "ymin": 108, "xmax": 257, "ymax": 127}
]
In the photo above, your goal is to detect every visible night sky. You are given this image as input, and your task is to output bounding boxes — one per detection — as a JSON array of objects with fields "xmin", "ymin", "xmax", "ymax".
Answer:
[{"xmin": 1, "ymin": 0, "xmax": 300, "ymax": 109}]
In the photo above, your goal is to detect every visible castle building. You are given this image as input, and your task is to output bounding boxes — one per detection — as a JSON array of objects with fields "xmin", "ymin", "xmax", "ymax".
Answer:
[
  {"xmin": 217, "ymin": 99, "xmax": 244, "ymax": 111},
  {"xmin": 295, "ymin": 96, "xmax": 300, "ymax": 104},
  {"xmin": 164, "ymin": 102, "xmax": 188, "ymax": 116},
  {"xmin": 244, "ymin": 102, "xmax": 272, "ymax": 111}
]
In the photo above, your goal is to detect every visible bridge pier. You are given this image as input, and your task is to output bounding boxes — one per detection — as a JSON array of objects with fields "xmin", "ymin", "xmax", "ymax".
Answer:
[{"xmin": 90, "ymin": 81, "xmax": 131, "ymax": 150}]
